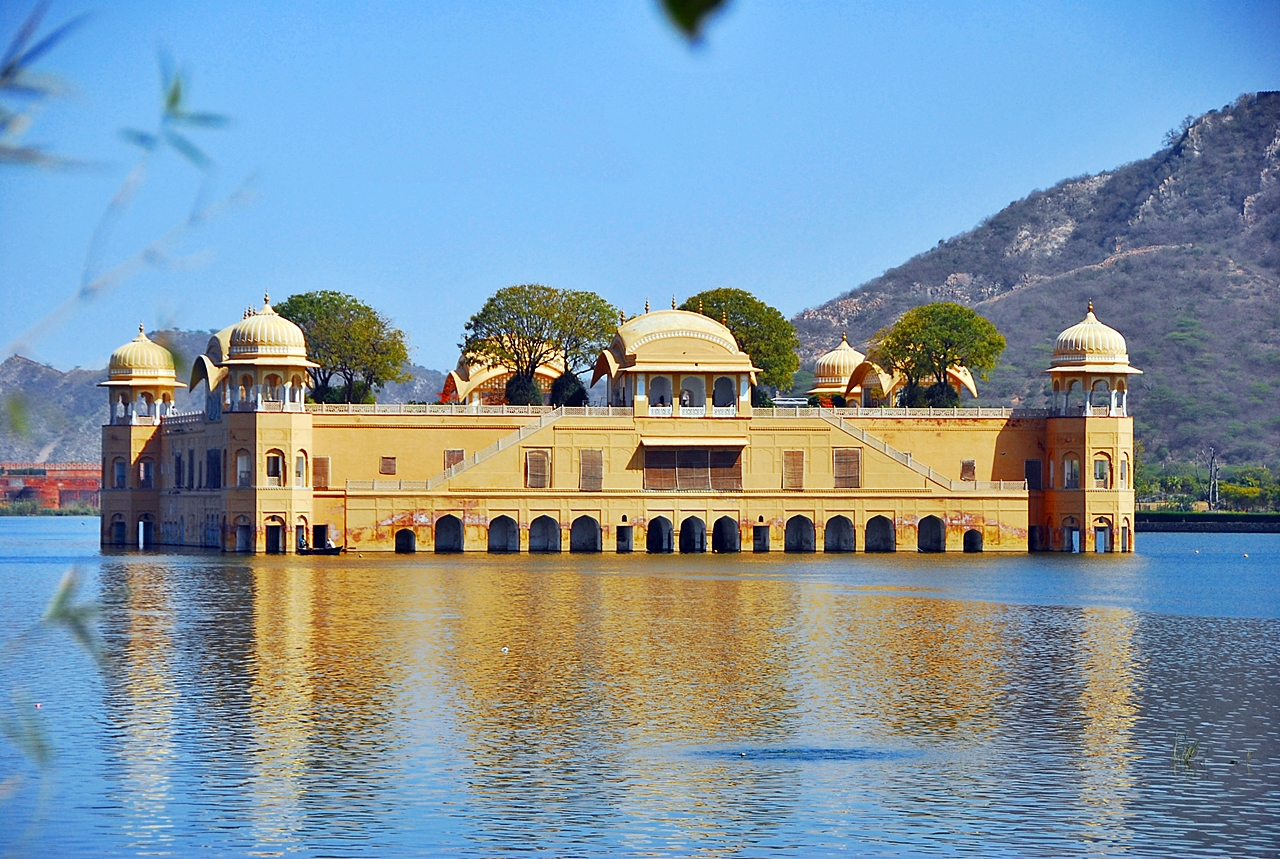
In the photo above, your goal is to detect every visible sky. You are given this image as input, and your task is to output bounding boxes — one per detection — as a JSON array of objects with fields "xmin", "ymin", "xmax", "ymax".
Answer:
[{"xmin": 2, "ymin": 0, "xmax": 1278, "ymax": 372}]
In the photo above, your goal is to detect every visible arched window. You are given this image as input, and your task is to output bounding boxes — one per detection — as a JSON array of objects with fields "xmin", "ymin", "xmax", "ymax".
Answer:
[
  {"xmin": 1093, "ymin": 453, "xmax": 1111, "ymax": 489},
  {"xmin": 649, "ymin": 376, "xmax": 673, "ymax": 408},
  {"xmin": 679, "ymin": 376, "xmax": 706, "ymax": 409},
  {"xmin": 263, "ymin": 374, "xmax": 283, "ymax": 402},
  {"xmin": 291, "ymin": 375, "xmax": 305, "ymax": 404},
  {"xmin": 1063, "ymin": 454, "xmax": 1081, "ymax": 490},
  {"xmin": 138, "ymin": 458, "xmax": 155, "ymax": 489},
  {"xmin": 1120, "ymin": 454, "xmax": 1130, "ymax": 489},
  {"xmin": 236, "ymin": 450, "xmax": 252, "ymax": 487},
  {"xmin": 712, "ymin": 376, "xmax": 735, "ymax": 408},
  {"xmin": 265, "ymin": 449, "xmax": 285, "ymax": 486},
  {"xmin": 112, "ymin": 458, "xmax": 128, "ymax": 489},
  {"xmin": 138, "ymin": 392, "xmax": 154, "ymax": 417},
  {"xmin": 295, "ymin": 451, "xmax": 308, "ymax": 487}
]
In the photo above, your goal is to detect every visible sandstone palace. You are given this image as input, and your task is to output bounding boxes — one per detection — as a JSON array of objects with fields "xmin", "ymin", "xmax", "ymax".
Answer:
[{"xmin": 100, "ymin": 297, "xmax": 1138, "ymax": 555}]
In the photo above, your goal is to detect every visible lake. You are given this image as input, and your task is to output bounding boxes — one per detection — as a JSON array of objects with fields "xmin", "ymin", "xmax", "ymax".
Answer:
[{"xmin": 0, "ymin": 517, "xmax": 1277, "ymax": 857}]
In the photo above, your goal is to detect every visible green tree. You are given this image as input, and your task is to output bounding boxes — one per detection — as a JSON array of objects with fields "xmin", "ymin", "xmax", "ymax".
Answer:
[
  {"xmin": 867, "ymin": 302, "xmax": 1005, "ymax": 407},
  {"xmin": 462, "ymin": 284, "xmax": 618, "ymax": 405},
  {"xmin": 276, "ymin": 291, "xmax": 410, "ymax": 403},
  {"xmin": 679, "ymin": 288, "xmax": 800, "ymax": 391}
]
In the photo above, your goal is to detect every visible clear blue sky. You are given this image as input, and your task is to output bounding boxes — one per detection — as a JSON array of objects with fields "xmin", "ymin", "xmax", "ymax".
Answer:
[{"xmin": 2, "ymin": 0, "xmax": 1278, "ymax": 372}]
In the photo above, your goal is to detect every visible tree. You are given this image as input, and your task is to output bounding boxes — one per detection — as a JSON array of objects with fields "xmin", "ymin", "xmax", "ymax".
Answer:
[
  {"xmin": 276, "ymin": 291, "xmax": 411, "ymax": 403},
  {"xmin": 461, "ymin": 284, "xmax": 618, "ymax": 405},
  {"xmin": 679, "ymin": 288, "xmax": 800, "ymax": 391},
  {"xmin": 867, "ymin": 302, "xmax": 1005, "ymax": 407}
]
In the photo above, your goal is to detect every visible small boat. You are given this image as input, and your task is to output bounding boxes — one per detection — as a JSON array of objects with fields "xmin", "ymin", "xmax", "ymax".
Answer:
[{"xmin": 297, "ymin": 545, "xmax": 344, "ymax": 555}]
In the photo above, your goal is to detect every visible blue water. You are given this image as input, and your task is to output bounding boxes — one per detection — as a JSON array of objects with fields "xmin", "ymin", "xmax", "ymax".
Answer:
[{"xmin": 0, "ymin": 518, "xmax": 1277, "ymax": 857}]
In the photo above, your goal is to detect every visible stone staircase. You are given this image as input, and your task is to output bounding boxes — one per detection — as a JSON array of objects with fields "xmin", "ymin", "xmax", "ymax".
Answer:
[{"xmin": 425, "ymin": 407, "xmax": 565, "ymax": 490}]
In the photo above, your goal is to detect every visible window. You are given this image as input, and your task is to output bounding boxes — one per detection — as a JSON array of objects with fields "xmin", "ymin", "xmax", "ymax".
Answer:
[
  {"xmin": 960, "ymin": 460, "xmax": 976, "ymax": 482},
  {"xmin": 444, "ymin": 449, "xmax": 464, "ymax": 469},
  {"xmin": 295, "ymin": 453, "xmax": 307, "ymax": 486},
  {"xmin": 710, "ymin": 449, "xmax": 743, "ymax": 491},
  {"xmin": 206, "ymin": 449, "xmax": 223, "ymax": 490},
  {"xmin": 380, "ymin": 456, "xmax": 397, "ymax": 475},
  {"xmin": 266, "ymin": 452, "xmax": 284, "ymax": 486},
  {"xmin": 643, "ymin": 448, "xmax": 676, "ymax": 490},
  {"xmin": 138, "ymin": 459, "xmax": 154, "ymax": 489},
  {"xmin": 188, "ymin": 449, "xmax": 196, "ymax": 489},
  {"xmin": 677, "ymin": 449, "xmax": 711, "ymax": 490},
  {"xmin": 237, "ymin": 451, "xmax": 252, "ymax": 487},
  {"xmin": 1063, "ymin": 456, "xmax": 1081, "ymax": 490},
  {"xmin": 313, "ymin": 456, "xmax": 330, "ymax": 490},
  {"xmin": 113, "ymin": 458, "xmax": 127, "ymax": 489},
  {"xmin": 1120, "ymin": 457, "xmax": 1129, "ymax": 489},
  {"xmin": 783, "ymin": 450, "xmax": 804, "ymax": 491},
  {"xmin": 580, "ymin": 449, "xmax": 603, "ymax": 492},
  {"xmin": 174, "ymin": 453, "xmax": 184, "ymax": 489},
  {"xmin": 526, "ymin": 450, "xmax": 550, "ymax": 488},
  {"xmin": 834, "ymin": 449, "xmax": 862, "ymax": 489},
  {"xmin": 1094, "ymin": 457, "xmax": 1111, "ymax": 489},
  {"xmin": 1024, "ymin": 459, "xmax": 1043, "ymax": 490}
]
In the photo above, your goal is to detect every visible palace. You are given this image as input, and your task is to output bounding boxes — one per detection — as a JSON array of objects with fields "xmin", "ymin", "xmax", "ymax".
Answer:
[{"xmin": 100, "ymin": 297, "xmax": 1138, "ymax": 554}]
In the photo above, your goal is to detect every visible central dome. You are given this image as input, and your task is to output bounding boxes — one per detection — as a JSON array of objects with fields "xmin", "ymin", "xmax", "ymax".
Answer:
[
  {"xmin": 108, "ymin": 326, "xmax": 176, "ymax": 379},
  {"xmin": 228, "ymin": 295, "xmax": 308, "ymax": 359},
  {"xmin": 1051, "ymin": 302, "xmax": 1129, "ymax": 366}
]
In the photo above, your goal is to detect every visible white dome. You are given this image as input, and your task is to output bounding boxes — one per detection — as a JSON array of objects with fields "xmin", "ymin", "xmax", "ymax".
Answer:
[
  {"xmin": 813, "ymin": 334, "xmax": 865, "ymax": 386},
  {"xmin": 228, "ymin": 295, "xmax": 309, "ymax": 359},
  {"xmin": 1052, "ymin": 302, "xmax": 1130, "ymax": 366}
]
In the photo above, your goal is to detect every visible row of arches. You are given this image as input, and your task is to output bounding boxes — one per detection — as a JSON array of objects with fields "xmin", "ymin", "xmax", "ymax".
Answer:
[{"xmin": 395, "ymin": 514, "xmax": 984, "ymax": 554}]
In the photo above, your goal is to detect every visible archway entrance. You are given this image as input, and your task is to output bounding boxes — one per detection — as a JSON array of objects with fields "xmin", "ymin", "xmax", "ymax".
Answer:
[
  {"xmin": 395, "ymin": 528, "xmax": 416, "ymax": 553},
  {"xmin": 646, "ymin": 516, "xmax": 673, "ymax": 553},
  {"xmin": 866, "ymin": 516, "xmax": 896, "ymax": 552},
  {"xmin": 488, "ymin": 516, "xmax": 519, "ymax": 553},
  {"xmin": 785, "ymin": 515, "xmax": 815, "ymax": 552},
  {"xmin": 963, "ymin": 529, "xmax": 983, "ymax": 553},
  {"xmin": 570, "ymin": 516, "xmax": 601, "ymax": 553},
  {"xmin": 679, "ymin": 516, "xmax": 706, "ymax": 553},
  {"xmin": 529, "ymin": 515, "xmax": 561, "ymax": 552},
  {"xmin": 435, "ymin": 515, "xmax": 463, "ymax": 553},
  {"xmin": 824, "ymin": 516, "xmax": 856, "ymax": 553},
  {"xmin": 711, "ymin": 516, "xmax": 739, "ymax": 553},
  {"xmin": 918, "ymin": 516, "xmax": 945, "ymax": 552}
]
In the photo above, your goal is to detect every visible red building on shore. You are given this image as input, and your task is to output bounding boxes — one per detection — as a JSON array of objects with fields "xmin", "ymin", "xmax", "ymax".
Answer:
[{"xmin": 0, "ymin": 463, "xmax": 101, "ymax": 510}]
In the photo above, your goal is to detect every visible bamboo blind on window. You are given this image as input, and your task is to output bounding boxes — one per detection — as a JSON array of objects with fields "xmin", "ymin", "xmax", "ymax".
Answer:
[
  {"xmin": 526, "ymin": 450, "xmax": 550, "ymax": 489},
  {"xmin": 960, "ymin": 459, "xmax": 976, "ymax": 482},
  {"xmin": 676, "ymin": 449, "xmax": 711, "ymax": 490},
  {"xmin": 710, "ymin": 449, "xmax": 742, "ymax": 490},
  {"xmin": 313, "ymin": 456, "xmax": 330, "ymax": 489},
  {"xmin": 833, "ymin": 448, "xmax": 861, "ymax": 489},
  {"xmin": 782, "ymin": 450, "xmax": 804, "ymax": 491},
  {"xmin": 643, "ymin": 449, "xmax": 677, "ymax": 490},
  {"xmin": 444, "ymin": 449, "xmax": 464, "ymax": 469},
  {"xmin": 580, "ymin": 449, "xmax": 603, "ymax": 491},
  {"xmin": 380, "ymin": 456, "xmax": 397, "ymax": 475}
]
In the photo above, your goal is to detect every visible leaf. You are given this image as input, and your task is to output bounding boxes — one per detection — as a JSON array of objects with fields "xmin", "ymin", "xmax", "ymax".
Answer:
[
  {"xmin": 163, "ymin": 127, "xmax": 210, "ymax": 169},
  {"xmin": 661, "ymin": 0, "xmax": 730, "ymax": 41},
  {"xmin": 165, "ymin": 72, "xmax": 184, "ymax": 115},
  {"xmin": 171, "ymin": 110, "xmax": 229, "ymax": 129},
  {"xmin": 0, "ymin": 2, "xmax": 46, "ymax": 76},
  {"xmin": 119, "ymin": 128, "xmax": 158, "ymax": 150},
  {"xmin": 8, "ymin": 12, "xmax": 88, "ymax": 72}
]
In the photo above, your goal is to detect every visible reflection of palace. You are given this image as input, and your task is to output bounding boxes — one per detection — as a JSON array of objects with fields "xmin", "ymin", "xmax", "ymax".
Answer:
[{"xmin": 100, "ymin": 298, "xmax": 1137, "ymax": 554}]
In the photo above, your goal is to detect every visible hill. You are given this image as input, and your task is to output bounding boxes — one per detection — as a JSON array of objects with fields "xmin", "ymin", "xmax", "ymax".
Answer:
[{"xmin": 794, "ymin": 91, "xmax": 1280, "ymax": 466}]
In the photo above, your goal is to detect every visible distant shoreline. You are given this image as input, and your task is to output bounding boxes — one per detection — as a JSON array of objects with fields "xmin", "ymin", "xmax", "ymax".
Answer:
[{"xmin": 1136, "ymin": 512, "xmax": 1280, "ymax": 533}]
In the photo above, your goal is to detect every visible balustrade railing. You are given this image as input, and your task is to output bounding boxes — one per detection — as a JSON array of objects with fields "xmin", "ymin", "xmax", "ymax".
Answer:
[{"xmin": 761, "ymin": 406, "xmax": 1052, "ymax": 419}]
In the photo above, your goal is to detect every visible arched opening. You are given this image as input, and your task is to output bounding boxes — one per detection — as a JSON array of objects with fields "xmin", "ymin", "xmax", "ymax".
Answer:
[
  {"xmin": 1121, "ymin": 518, "xmax": 1131, "ymax": 552},
  {"xmin": 395, "ymin": 528, "xmax": 416, "ymax": 553},
  {"xmin": 679, "ymin": 516, "xmax": 706, "ymax": 553},
  {"xmin": 646, "ymin": 516, "xmax": 673, "ymax": 553},
  {"xmin": 529, "ymin": 515, "xmax": 561, "ymax": 553},
  {"xmin": 137, "ymin": 392, "xmax": 154, "ymax": 417},
  {"xmin": 1063, "ymin": 454, "xmax": 1081, "ymax": 489},
  {"xmin": 712, "ymin": 376, "xmax": 735, "ymax": 407},
  {"xmin": 963, "ymin": 529, "xmax": 984, "ymax": 553},
  {"xmin": 1090, "ymin": 379, "xmax": 1110, "ymax": 413},
  {"xmin": 234, "ymin": 516, "xmax": 252, "ymax": 552},
  {"xmin": 917, "ymin": 515, "xmax": 945, "ymax": 552},
  {"xmin": 1065, "ymin": 380, "xmax": 1080, "ymax": 414},
  {"xmin": 866, "ymin": 516, "xmax": 896, "ymax": 552},
  {"xmin": 110, "ymin": 514, "xmax": 127, "ymax": 545},
  {"xmin": 1093, "ymin": 518, "xmax": 1112, "ymax": 553},
  {"xmin": 785, "ymin": 515, "xmax": 815, "ymax": 552},
  {"xmin": 570, "ymin": 516, "xmax": 602, "ymax": 553},
  {"xmin": 1093, "ymin": 453, "xmax": 1112, "ymax": 489},
  {"xmin": 265, "ymin": 449, "xmax": 285, "ymax": 487},
  {"xmin": 679, "ymin": 376, "xmax": 706, "ymax": 409},
  {"xmin": 488, "ymin": 516, "xmax": 519, "ymax": 553},
  {"xmin": 265, "ymin": 516, "xmax": 285, "ymax": 554},
  {"xmin": 711, "ymin": 516, "xmax": 739, "ymax": 553},
  {"xmin": 295, "ymin": 451, "xmax": 308, "ymax": 487},
  {"xmin": 236, "ymin": 450, "xmax": 252, "ymax": 487},
  {"xmin": 296, "ymin": 516, "xmax": 309, "ymax": 551},
  {"xmin": 112, "ymin": 457, "xmax": 128, "ymax": 489},
  {"xmin": 824, "ymin": 516, "xmax": 856, "ymax": 553},
  {"xmin": 137, "ymin": 458, "xmax": 155, "ymax": 489},
  {"xmin": 1062, "ymin": 516, "xmax": 1080, "ymax": 553},
  {"xmin": 435, "ymin": 514, "xmax": 464, "ymax": 553},
  {"xmin": 263, "ymin": 373, "xmax": 284, "ymax": 402},
  {"xmin": 137, "ymin": 514, "xmax": 154, "ymax": 548},
  {"xmin": 649, "ymin": 376, "xmax": 673, "ymax": 408}
]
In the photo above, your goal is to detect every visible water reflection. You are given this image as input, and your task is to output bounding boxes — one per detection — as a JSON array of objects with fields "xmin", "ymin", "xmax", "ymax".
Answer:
[{"xmin": 64, "ymin": 541, "xmax": 1279, "ymax": 857}]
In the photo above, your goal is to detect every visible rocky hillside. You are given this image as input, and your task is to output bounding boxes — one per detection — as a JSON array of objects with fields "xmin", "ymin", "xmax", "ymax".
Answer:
[{"xmin": 795, "ymin": 91, "xmax": 1280, "ymax": 466}]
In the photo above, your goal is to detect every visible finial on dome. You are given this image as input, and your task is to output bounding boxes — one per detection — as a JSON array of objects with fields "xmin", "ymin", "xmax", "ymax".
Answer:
[
  {"xmin": 672, "ymin": 295, "xmax": 677, "ymax": 310},
  {"xmin": 619, "ymin": 308, "xmax": 625, "ymax": 326},
  {"xmin": 841, "ymin": 332, "xmax": 848, "ymax": 344},
  {"xmin": 138, "ymin": 321, "xmax": 145, "ymax": 335},
  {"xmin": 721, "ymin": 309, "xmax": 727, "ymax": 326},
  {"xmin": 645, "ymin": 299, "xmax": 650, "ymax": 314},
  {"xmin": 1088, "ymin": 299, "xmax": 1094, "ymax": 314},
  {"xmin": 264, "ymin": 290, "xmax": 270, "ymax": 305},
  {"xmin": 698, "ymin": 298, "xmax": 704, "ymax": 314}
]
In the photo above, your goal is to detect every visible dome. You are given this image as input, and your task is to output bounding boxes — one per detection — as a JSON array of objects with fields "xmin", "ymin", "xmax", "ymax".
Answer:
[
  {"xmin": 108, "ymin": 325, "xmax": 176, "ymax": 379},
  {"xmin": 228, "ymin": 294, "xmax": 308, "ymax": 360},
  {"xmin": 614, "ymin": 309, "xmax": 742, "ymax": 357},
  {"xmin": 593, "ymin": 307, "xmax": 759, "ymax": 386},
  {"xmin": 813, "ymin": 334, "xmax": 865, "ymax": 386},
  {"xmin": 1051, "ymin": 302, "xmax": 1130, "ymax": 366}
]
